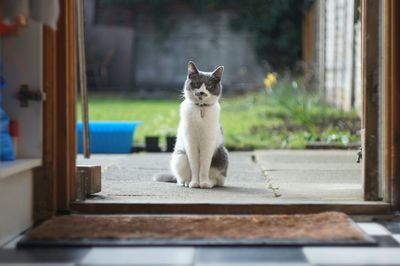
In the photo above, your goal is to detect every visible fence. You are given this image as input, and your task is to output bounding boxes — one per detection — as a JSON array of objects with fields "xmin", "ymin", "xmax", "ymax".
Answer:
[{"xmin": 304, "ymin": 0, "xmax": 361, "ymax": 113}]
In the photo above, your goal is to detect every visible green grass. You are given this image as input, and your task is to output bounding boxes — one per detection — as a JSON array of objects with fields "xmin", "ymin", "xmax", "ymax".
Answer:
[
  {"xmin": 77, "ymin": 81, "xmax": 360, "ymax": 150},
  {"xmin": 78, "ymin": 96, "xmax": 179, "ymax": 146}
]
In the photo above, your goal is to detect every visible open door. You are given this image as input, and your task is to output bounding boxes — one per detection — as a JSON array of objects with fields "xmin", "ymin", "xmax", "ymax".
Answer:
[{"xmin": 361, "ymin": 0, "xmax": 380, "ymax": 201}]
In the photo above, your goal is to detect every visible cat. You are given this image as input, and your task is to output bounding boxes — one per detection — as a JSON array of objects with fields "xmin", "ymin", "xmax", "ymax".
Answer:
[{"xmin": 154, "ymin": 61, "xmax": 228, "ymax": 188}]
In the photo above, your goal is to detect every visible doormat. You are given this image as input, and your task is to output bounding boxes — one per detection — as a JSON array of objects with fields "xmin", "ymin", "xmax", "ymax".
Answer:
[{"xmin": 18, "ymin": 212, "xmax": 375, "ymax": 247}]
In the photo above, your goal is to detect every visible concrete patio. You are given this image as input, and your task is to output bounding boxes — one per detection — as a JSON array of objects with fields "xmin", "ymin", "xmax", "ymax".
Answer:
[{"xmin": 77, "ymin": 150, "xmax": 363, "ymax": 203}]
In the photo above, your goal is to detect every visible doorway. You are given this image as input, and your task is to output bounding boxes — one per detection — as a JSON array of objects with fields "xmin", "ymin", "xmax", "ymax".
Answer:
[{"xmin": 73, "ymin": 0, "xmax": 369, "ymax": 207}]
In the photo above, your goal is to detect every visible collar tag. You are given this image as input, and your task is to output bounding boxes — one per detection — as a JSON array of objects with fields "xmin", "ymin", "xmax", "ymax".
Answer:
[{"xmin": 194, "ymin": 102, "xmax": 212, "ymax": 118}]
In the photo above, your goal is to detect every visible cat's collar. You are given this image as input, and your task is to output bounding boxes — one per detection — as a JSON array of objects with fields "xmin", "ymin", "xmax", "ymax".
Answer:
[
  {"xmin": 194, "ymin": 102, "xmax": 213, "ymax": 118},
  {"xmin": 194, "ymin": 102, "xmax": 213, "ymax": 107}
]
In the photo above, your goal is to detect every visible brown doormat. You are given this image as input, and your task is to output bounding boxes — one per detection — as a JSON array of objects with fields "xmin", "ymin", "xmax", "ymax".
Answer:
[{"xmin": 18, "ymin": 212, "xmax": 374, "ymax": 247}]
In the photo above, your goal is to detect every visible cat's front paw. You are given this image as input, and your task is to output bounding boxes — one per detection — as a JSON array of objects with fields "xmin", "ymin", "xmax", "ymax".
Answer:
[
  {"xmin": 189, "ymin": 181, "xmax": 200, "ymax": 188},
  {"xmin": 177, "ymin": 180, "xmax": 190, "ymax": 187},
  {"xmin": 200, "ymin": 180, "xmax": 215, "ymax": 189}
]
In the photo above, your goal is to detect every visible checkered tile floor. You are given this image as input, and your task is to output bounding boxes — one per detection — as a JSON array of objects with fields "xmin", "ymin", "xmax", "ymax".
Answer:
[{"xmin": 1, "ymin": 221, "xmax": 400, "ymax": 265}]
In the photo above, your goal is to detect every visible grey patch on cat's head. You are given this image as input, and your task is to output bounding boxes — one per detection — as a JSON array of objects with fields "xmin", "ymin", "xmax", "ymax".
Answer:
[
  {"xmin": 188, "ymin": 61, "xmax": 199, "ymax": 79},
  {"xmin": 211, "ymin": 145, "xmax": 229, "ymax": 177},
  {"xmin": 185, "ymin": 61, "xmax": 224, "ymax": 98},
  {"xmin": 212, "ymin": 66, "xmax": 224, "ymax": 81}
]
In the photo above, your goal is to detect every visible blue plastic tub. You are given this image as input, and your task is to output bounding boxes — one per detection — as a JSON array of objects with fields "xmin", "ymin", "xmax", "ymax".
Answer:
[{"xmin": 77, "ymin": 121, "xmax": 143, "ymax": 154}]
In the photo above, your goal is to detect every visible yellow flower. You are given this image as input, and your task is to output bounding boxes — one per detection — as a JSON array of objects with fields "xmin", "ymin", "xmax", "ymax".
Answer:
[
  {"xmin": 264, "ymin": 78, "xmax": 273, "ymax": 88},
  {"xmin": 267, "ymin": 73, "xmax": 277, "ymax": 83},
  {"xmin": 263, "ymin": 73, "xmax": 277, "ymax": 88}
]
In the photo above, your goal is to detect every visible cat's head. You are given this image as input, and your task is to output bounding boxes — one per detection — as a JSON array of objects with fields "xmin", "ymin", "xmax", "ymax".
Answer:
[{"xmin": 183, "ymin": 61, "xmax": 224, "ymax": 105}]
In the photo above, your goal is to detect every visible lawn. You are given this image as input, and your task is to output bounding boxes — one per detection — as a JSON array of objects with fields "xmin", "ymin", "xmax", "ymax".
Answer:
[{"xmin": 77, "ymin": 81, "xmax": 361, "ymax": 150}]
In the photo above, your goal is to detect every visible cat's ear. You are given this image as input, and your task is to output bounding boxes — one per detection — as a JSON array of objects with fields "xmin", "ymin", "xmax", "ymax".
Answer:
[
  {"xmin": 188, "ymin": 61, "xmax": 199, "ymax": 78},
  {"xmin": 212, "ymin": 66, "xmax": 224, "ymax": 80}
]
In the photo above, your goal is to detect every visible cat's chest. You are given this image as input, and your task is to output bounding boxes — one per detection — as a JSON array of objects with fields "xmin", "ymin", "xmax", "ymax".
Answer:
[
  {"xmin": 190, "ymin": 107, "xmax": 211, "ymax": 122},
  {"xmin": 181, "ymin": 103, "xmax": 218, "ymax": 127}
]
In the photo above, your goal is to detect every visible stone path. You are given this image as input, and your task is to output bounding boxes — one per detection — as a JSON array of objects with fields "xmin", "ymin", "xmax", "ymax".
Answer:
[{"xmin": 77, "ymin": 150, "xmax": 362, "ymax": 203}]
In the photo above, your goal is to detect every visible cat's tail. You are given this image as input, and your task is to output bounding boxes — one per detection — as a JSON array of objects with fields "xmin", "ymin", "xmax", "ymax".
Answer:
[{"xmin": 153, "ymin": 173, "xmax": 177, "ymax": 183}]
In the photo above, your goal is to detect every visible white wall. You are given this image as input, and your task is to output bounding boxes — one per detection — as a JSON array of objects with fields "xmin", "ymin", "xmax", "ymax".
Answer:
[
  {"xmin": 0, "ymin": 21, "xmax": 43, "ymax": 246},
  {"xmin": 0, "ymin": 171, "xmax": 33, "ymax": 246},
  {"xmin": 2, "ymin": 21, "xmax": 43, "ymax": 158}
]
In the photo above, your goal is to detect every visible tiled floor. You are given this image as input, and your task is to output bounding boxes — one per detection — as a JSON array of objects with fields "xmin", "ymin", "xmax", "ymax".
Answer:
[{"xmin": 1, "ymin": 221, "xmax": 400, "ymax": 265}]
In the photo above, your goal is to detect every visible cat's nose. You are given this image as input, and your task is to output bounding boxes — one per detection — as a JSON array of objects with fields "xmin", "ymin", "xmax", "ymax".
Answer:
[{"xmin": 195, "ymin": 92, "xmax": 207, "ymax": 97}]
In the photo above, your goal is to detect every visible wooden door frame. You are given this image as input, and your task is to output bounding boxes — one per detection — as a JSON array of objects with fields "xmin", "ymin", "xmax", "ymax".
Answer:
[
  {"xmin": 383, "ymin": 0, "xmax": 400, "ymax": 210},
  {"xmin": 37, "ymin": 0, "xmax": 400, "ymax": 220},
  {"xmin": 35, "ymin": 0, "xmax": 77, "ymax": 222},
  {"xmin": 361, "ymin": 0, "xmax": 380, "ymax": 201}
]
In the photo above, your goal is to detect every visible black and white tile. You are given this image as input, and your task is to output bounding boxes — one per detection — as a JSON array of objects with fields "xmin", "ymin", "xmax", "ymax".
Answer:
[
  {"xmin": 0, "ymin": 221, "xmax": 400, "ymax": 265},
  {"xmin": 195, "ymin": 247, "xmax": 309, "ymax": 266},
  {"xmin": 79, "ymin": 247, "xmax": 194, "ymax": 265},
  {"xmin": 303, "ymin": 247, "xmax": 400, "ymax": 265}
]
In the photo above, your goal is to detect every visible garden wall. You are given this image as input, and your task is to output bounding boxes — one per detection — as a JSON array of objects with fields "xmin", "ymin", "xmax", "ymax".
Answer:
[{"xmin": 83, "ymin": 0, "xmax": 264, "ymax": 93}]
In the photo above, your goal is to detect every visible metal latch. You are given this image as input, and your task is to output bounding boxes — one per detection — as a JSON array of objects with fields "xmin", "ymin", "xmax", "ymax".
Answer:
[
  {"xmin": 16, "ymin": 84, "xmax": 46, "ymax": 107},
  {"xmin": 356, "ymin": 147, "xmax": 362, "ymax": 163}
]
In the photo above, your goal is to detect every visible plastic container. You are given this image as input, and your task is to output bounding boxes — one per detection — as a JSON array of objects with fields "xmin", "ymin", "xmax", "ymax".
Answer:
[
  {"xmin": 9, "ymin": 120, "xmax": 18, "ymax": 157},
  {"xmin": 145, "ymin": 136, "xmax": 161, "ymax": 152},
  {"xmin": 166, "ymin": 136, "xmax": 177, "ymax": 152},
  {"xmin": 77, "ymin": 121, "xmax": 143, "ymax": 154},
  {"xmin": 0, "ymin": 61, "xmax": 16, "ymax": 161},
  {"xmin": 0, "ymin": 109, "xmax": 15, "ymax": 161}
]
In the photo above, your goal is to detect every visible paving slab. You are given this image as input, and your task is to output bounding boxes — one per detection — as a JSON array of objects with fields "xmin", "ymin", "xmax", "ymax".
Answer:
[
  {"xmin": 255, "ymin": 150, "xmax": 360, "ymax": 170},
  {"xmin": 77, "ymin": 150, "xmax": 362, "ymax": 203},
  {"xmin": 254, "ymin": 150, "xmax": 362, "ymax": 201}
]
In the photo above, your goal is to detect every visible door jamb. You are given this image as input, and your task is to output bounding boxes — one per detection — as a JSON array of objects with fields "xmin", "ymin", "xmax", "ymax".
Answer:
[
  {"xmin": 361, "ymin": 0, "xmax": 380, "ymax": 201},
  {"xmin": 36, "ymin": 0, "xmax": 77, "ymax": 222},
  {"xmin": 383, "ymin": 0, "xmax": 400, "ymax": 210},
  {"xmin": 39, "ymin": 0, "xmax": 400, "ymax": 217}
]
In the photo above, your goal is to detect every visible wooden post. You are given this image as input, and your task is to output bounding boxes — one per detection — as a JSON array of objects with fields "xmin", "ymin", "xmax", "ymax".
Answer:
[
  {"xmin": 361, "ymin": 0, "xmax": 380, "ymax": 201},
  {"xmin": 391, "ymin": 0, "xmax": 400, "ymax": 209},
  {"xmin": 55, "ymin": 0, "xmax": 77, "ymax": 212},
  {"xmin": 383, "ymin": 0, "xmax": 400, "ymax": 209},
  {"xmin": 76, "ymin": 0, "xmax": 91, "ymax": 159},
  {"xmin": 383, "ymin": 0, "xmax": 392, "ymax": 204},
  {"xmin": 34, "ymin": 27, "xmax": 58, "ymax": 222},
  {"xmin": 77, "ymin": 166, "xmax": 101, "ymax": 199},
  {"xmin": 37, "ymin": 0, "xmax": 77, "ymax": 219}
]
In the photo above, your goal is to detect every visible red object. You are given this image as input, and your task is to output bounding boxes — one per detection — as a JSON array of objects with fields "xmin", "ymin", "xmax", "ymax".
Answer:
[
  {"xmin": 9, "ymin": 120, "xmax": 19, "ymax": 137},
  {"xmin": 0, "ymin": 19, "xmax": 20, "ymax": 35},
  {"xmin": 0, "ymin": 2, "xmax": 26, "ymax": 36}
]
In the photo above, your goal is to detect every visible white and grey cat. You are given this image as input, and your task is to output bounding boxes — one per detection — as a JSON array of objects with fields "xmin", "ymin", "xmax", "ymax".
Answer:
[{"xmin": 154, "ymin": 61, "xmax": 228, "ymax": 188}]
